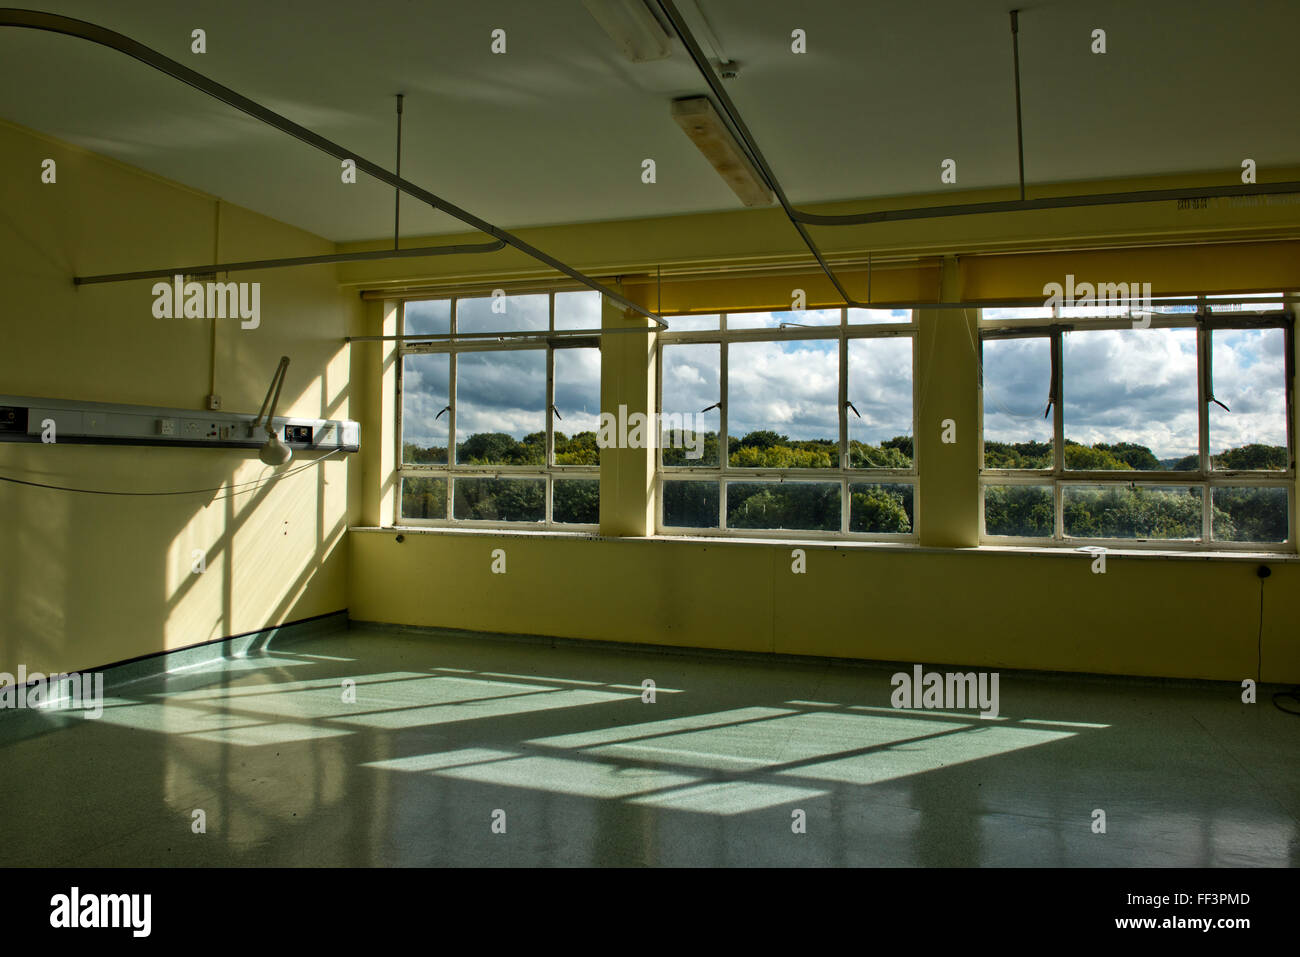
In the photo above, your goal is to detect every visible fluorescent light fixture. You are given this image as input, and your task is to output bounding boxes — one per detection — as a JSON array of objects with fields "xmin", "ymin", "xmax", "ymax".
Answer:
[
  {"xmin": 671, "ymin": 96, "xmax": 774, "ymax": 207},
  {"xmin": 583, "ymin": 0, "xmax": 673, "ymax": 63}
]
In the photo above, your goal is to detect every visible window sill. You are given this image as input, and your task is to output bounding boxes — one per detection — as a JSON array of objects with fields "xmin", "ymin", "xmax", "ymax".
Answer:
[{"xmin": 351, "ymin": 526, "xmax": 1299, "ymax": 561}]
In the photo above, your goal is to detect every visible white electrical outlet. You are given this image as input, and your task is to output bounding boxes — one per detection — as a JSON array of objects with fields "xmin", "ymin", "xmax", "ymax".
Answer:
[
  {"xmin": 158, "ymin": 418, "xmax": 175, "ymax": 436},
  {"xmin": 207, "ymin": 394, "xmax": 221, "ymax": 411}
]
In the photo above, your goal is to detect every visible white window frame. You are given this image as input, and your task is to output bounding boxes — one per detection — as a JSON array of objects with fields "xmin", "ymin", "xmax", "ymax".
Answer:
[
  {"xmin": 394, "ymin": 292, "xmax": 601, "ymax": 531},
  {"xmin": 656, "ymin": 308, "xmax": 918, "ymax": 540},
  {"xmin": 978, "ymin": 298, "xmax": 1295, "ymax": 551}
]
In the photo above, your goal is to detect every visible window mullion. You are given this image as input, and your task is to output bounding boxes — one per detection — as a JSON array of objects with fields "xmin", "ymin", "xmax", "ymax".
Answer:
[
  {"xmin": 447, "ymin": 351, "xmax": 457, "ymax": 521},
  {"xmin": 719, "ymin": 332, "xmax": 729, "ymax": 529},
  {"xmin": 395, "ymin": 301, "xmax": 405, "ymax": 527},
  {"xmin": 546, "ymin": 344, "xmax": 555, "ymax": 525},
  {"xmin": 1052, "ymin": 327, "xmax": 1065, "ymax": 540},
  {"xmin": 839, "ymin": 332, "xmax": 850, "ymax": 533},
  {"xmin": 1197, "ymin": 308, "xmax": 1212, "ymax": 542}
]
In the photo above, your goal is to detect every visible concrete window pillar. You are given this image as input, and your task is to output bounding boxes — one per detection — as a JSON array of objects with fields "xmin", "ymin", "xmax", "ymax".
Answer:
[
  {"xmin": 363, "ymin": 298, "xmax": 398, "ymax": 528},
  {"xmin": 917, "ymin": 256, "xmax": 980, "ymax": 547},
  {"xmin": 599, "ymin": 285, "xmax": 657, "ymax": 536}
]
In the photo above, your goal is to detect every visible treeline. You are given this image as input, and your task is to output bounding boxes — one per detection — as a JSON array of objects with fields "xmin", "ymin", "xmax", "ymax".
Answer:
[
  {"xmin": 404, "ymin": 430, "xmax": 915, "ymax": 469},
  {"xmin": 663, "ymin": 481, "xmax": 912, "ymax": 532},
  {"xmin": 401, "ymin": 431, "xmax": 1287, "ymax": 542},
  {"xmin": 985, "ymin": 484, "xmax": 1286, "ymax": 542},
  {"xmin": 403, "ymin": 431, "xmax": 598, "ymax": 467},
  {"xmin": 983, "ymin": 439, "xmax": 1288, "ymax": 542},
  {"xmin": 984, "ymin": 439, "xmax": 1287, "ymax": 471},
  {"xmin": 401, "ymin": 474, "xmax": 599, "ymax": 523}
]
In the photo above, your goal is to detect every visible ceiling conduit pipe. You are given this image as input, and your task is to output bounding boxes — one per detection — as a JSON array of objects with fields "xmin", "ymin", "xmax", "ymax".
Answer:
[
  {"xmin": 653, "ymin": 0, "xmax": 1300, "ymax": 306},
  {"xmin": 0, "ymin": 8, "xmax": 666, "ymax": 326}
]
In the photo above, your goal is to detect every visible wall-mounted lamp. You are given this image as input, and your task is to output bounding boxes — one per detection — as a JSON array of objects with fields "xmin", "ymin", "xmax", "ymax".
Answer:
[{"xmin": 251, "ymin": 356, "xmax": 292, "ymax": 466}]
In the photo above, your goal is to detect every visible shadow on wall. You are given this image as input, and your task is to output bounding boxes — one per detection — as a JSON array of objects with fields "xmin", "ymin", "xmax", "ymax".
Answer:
[{"xmin": 0, "ymin": 354, "xmax": 352, "ymax": 677}]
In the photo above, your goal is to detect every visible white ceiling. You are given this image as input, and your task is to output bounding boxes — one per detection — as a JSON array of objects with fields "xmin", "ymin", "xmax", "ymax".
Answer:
[{"xmin": 1, "ymin": 0, "xmax": 1297, "ymax": 243}]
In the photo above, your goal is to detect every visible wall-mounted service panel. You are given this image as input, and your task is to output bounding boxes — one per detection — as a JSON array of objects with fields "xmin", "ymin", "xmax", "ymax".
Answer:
[{"xmin": 0, "ymin": 394, "xmax": 360, "ymax": 453}]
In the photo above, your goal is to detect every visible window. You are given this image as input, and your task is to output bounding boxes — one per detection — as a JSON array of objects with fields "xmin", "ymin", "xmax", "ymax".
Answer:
[
  {"xmin": 658, "ymin": 307, "xmax": 915, "ymax": 538},
  {"xmin": 980, "ymin": 297, "xmax": 1293, "ymax": 548},
  {"xmin": 396, "ymin": 290, "xmax": 601, "ymax": 528}
]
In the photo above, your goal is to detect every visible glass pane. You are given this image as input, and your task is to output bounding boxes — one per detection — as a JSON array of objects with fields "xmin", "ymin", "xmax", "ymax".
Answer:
[
  {"xmin": 981, "ymin": 306, "xmax": 1053, "ymax": 322},
  {"xmin": 847, "ymin": 337, "xmax": 913, "ymax": 468},
  {"xmin": 726, "ymin": 482, "xmax": 840, "ymax": 532},
  {"xmin": 456, "ymin": 292, "xmax": 549, "ymax": 334},
  {"xmin": 1063, "ymin": 485, "xmax": 1202, "ymax": 540},
  {"xmin": 849, "ymin": 308, "xmax": 911, "ymax": 325},
  {"xmin": 729, "ymin": 339, "xmax": 839, "ymax": 468},
  {"xmin": 661, "ymin": 343, "xmax": 720, "ymax": 467},
  {"xmin": 1211, "ymin": 486, "xmax": 1288, "ymax": 543},
  {"xmin": 554, "ymin": 478, "xmax": 599, "ymax": 525},
  {"xmin": 455, "ymin": 350, "xmax": 546, "ymax": 465},
  {"xmin": 662, "ymin": 480, "xmax": 719, "ymax": 528},
  {"xmin": 1063, "ymin": 328, "xmax": 1198, "ymax": 469},
  {"xmin": 401, "ymin": 353, "xmax": 449, "ymax": 464},
  {"xmin": 1146, "ymin": 297, "xmax": 1198, "ymax": 316},
  {"xmin": 727, "ymin": 309, "xmax": 840, "ymax": 329},
  {"xmin": 849, "ymin": 483, "xmax": 913, "ymax": 534},
  {"xmin": 982, "ymin": 337, "xmax": 1052, "ymax": 468},
  {"xmin": 664, "ymin": 313, "xmax": 720, "ymax": 331},
  {"xmin": 1207, "ymin": 293, "xmax": 1283, "ymax": 313},
  {"xmin": 555, "ymin": 291, "xmax": 600, "ymax": 330},
  {"xmin": 983, "ymin": 485, "xmax": 1053, "ymax": 537},
  {"xmin": 553, "ymin": 347, "xmax": 601, "ymax": 465},
  {"xmin": 404, "ymin": 299, "xmax": 450, "ymax": 336},
  {"xmin": 1210, "ymin": 328, "xmax": 1288, "ymax": 470},
  {"xmin": 453, "ymin": 478, "xmax": 545, "ymax": 522},
  {"xmin": 400, "ymin": 476, "xmax": 447, "ymax": 521},
  {"xmin": 1060, "ymin": 301, "xmax": 1136, "ymax": 319}
]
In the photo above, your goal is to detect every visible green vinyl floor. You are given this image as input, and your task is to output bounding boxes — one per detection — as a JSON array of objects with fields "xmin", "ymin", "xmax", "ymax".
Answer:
[{"xmin": 1, "ymin": 623, "xmax": 1296, "ymax": 867}]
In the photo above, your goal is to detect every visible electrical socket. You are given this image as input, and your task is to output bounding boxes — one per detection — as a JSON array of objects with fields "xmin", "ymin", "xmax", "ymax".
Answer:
[{"xmin": 206, "ymin": 394, "xmax": 222, "ymax": 411}]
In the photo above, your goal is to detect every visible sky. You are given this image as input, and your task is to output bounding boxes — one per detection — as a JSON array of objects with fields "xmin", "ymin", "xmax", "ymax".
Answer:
[
  {"xmin": 985, "ymin": 326, "xmax": 1286, "ymax": 458},
  {"xmin": 401, "ymin": 297, "xmax": 1286, "ymax": 462}
]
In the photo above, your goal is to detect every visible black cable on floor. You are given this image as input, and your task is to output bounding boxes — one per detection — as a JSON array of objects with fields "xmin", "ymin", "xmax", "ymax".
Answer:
[
  {"xmin": 1274, "ymin": 688, "xmax": 1300, "ymax": 716},
  {"xmin": 1257, "ymin": 565, "xmax": 1298, "ymax": 716}
]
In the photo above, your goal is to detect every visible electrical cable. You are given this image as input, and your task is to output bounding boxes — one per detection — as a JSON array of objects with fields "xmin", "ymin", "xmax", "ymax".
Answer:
[
  {"xmin": 0, "ymin": 447, "xmax": 342, "ymax": 498},
  {"xmin": 1256, "ymin": 570, "xmax": 1299, "ymax": 716}
]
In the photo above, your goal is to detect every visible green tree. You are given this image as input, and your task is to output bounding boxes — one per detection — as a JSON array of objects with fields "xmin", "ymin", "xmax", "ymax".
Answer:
[
  {"xmin": 849, "ymin": 486, "xmax": 910, "ymax": 533},
  {"xmin": 1215, "ymin": 444, "xmax": 1287, "ymax": 470}
]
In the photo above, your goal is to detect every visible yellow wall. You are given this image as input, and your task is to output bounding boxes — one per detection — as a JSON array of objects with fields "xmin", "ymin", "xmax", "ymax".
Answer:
[
  {"xmin": 348, "ymin": 173, "xmax": 1300, "ymax": 684},
  {"xmin": 350, "ymin": 531, "xmax": 1297, "ymax": 682},
  {"xmin": 4, "ymin": 115, "xmax": 1298, "ymax": 685},
  {"xmin": 0, "ymin": 119, "xmax": 358, "ymax": 676}
]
